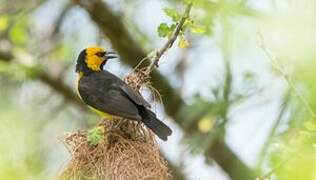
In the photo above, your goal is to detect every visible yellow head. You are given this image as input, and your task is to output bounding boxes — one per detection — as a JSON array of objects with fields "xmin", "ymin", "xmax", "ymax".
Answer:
[{"xmin": 75, "ymin": 46, "xmax": 117, "ymax": 75}]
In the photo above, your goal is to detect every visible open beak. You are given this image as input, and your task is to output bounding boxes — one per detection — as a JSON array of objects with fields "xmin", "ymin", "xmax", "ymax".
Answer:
[
  {"xmin": 100, "ymin": 51, "xmax": 117, "ymax": 70},
  {"xmin": 104, "ymin": 51, "xmax": 118, "ymax": 60}
]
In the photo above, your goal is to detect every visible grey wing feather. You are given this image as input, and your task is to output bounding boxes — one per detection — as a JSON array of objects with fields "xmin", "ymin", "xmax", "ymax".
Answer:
[
  {"xmin": 120, "ymin": 85, "xmax": 151, "ymax": 108},
  {"xmin": 100, "ymin": 70, "xmax": 151, "ymax": 108},
  {"xmin": 97, "ymin": 89, "xmax": 142, "ymax": 120},
  {"xmin": 79, "ymin": 77, "xmax": 142, "ymax": 120}
]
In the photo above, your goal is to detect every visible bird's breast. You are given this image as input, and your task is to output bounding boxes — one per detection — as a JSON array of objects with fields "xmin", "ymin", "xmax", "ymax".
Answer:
[{"xmin": 76, "ymin": 72, "xmax": 117, "ymax": 121}]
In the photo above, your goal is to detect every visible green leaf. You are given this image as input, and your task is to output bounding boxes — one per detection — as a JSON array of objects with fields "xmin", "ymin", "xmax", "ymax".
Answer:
[
  {"xmin": 170, "ymin": 24, "xmax": 176, "ymax": 32},
  {"xmin": 87, "ymin": 126, "xmax": 105, "ymax": 145},
  {"xmin": 166, "ymin": 24, "xmax": 177, "ymax": 38},
  {"xmin": 191, "ymin": 25, "xmax": 206, "ymax": 34},
  {"xmin": 178, "ymin": 36, "xmax": 189, "ymax": 48},
  {"xmin": 157, "ymin": 23, "xmax": 170, "ymax": 38},
  {"xmin": 163, "ymin": 8, "xmax": 181, "ymax": 22},
  {"xmin": 184, "ymin": 18, "xmax": 194, "ymax": 28}
]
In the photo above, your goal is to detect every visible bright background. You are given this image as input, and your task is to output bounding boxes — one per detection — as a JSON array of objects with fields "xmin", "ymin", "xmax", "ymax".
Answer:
[{"xmin": 1, "ymin": 0, "xmax": 316, "ymax": 179}]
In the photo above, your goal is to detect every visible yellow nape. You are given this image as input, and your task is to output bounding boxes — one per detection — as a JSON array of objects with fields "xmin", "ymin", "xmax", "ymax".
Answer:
[
  {"xmin": 85, "ymin": 46, "xmax": 106, "ymax": 71},
  {"xmin": 86, "ymin": 46, "xmax": 105, "ymax": 55},
  {"xmin": 88, "ymin": 106, "xmax": 117, "ymax": 120}
]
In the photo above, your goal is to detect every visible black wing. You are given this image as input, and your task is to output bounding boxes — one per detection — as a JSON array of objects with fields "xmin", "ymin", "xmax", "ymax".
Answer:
[
  {"xmin": 99, "ymin": 71, "xmax": 150, "ymax": 108},
  {"xmin": 78, "ymin": 71, "xmax": 149, "ymax": 120},
  {"xmin": 120, "ymin": 84, "xmax": 151, "ymax": 108}
]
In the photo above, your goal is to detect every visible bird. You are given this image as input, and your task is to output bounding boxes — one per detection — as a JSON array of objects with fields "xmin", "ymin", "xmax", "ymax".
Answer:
[{"xmin": 75, "ymin": 46, "xmax": 172, "ymax": 141}]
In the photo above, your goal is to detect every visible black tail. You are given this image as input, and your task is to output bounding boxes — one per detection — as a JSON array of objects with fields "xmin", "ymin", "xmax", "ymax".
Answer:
[{"xmin": 138, "ymin": 107, "xmax": 172, "ymax": 141}]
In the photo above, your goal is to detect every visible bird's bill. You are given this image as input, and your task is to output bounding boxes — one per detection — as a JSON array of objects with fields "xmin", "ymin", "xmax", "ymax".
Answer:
[{"xmin": 105, "ymin": 51, "xmax": 118, "ymax": 60}]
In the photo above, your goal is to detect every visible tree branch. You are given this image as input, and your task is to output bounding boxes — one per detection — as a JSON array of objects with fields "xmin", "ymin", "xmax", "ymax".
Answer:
[
  {"xmin": 0, "ymin": 49, "xmax": 14, "ymax": 61},
  {"xmin": 202, "ymin": 18, "xmax": 256, "ymax": 180},
  {"xmin": 51, "ymin": 2, "xmax": 74, "ymax": 38},
  {"xmin": 38, "ymin": 71, "xmax": 84, "ymax": 110},
  {"xmin": 146, "ymin": 3, "xmax": 192, "ymax": 73},
  {"xmin": 206, "ymin": 139, "xmax": 256, "ymax": 180},
  {"xmin": 0, "ymin": 49, "xmax": 86, "ymax": 111}
]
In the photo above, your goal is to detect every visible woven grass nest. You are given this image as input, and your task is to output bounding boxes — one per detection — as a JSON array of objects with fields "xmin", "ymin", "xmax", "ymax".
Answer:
[{"xmin": 60, "ymin": 68, "xmax": 172, "ymax": 180}]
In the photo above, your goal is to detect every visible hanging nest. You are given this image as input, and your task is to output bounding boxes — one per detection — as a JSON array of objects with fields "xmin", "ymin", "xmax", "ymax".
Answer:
[{"xmin": 60, "ymin": 68, "xmax": 172, "ymax": 180}]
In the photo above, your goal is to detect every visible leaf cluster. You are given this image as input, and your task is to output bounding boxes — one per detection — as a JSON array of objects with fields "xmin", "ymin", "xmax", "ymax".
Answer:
[{"xmin": 157, "ymin": 6, "xmax": 206, "ymax": 49}]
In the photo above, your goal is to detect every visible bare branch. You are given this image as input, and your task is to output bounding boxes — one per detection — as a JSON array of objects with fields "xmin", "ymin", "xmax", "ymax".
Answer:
[{"xmin": 146, "ymin": 3, "xmax": 193, "ymax": 74}]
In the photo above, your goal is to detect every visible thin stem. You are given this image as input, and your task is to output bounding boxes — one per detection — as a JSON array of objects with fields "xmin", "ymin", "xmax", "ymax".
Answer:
[
  {"xmin": 258, "ymin": 32, "xmax": 316, "ymax": 119},
  {"xmin": 256, "ymin": 91, "xmax": 290, "ymax": 169},
  {"xmin": 145, "ymin": 3, "xmax": 193, "ymax": 74}
]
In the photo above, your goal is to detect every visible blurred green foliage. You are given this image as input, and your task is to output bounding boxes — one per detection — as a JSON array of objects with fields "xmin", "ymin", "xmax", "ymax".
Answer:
[
  {"xmin": 9, "ymin": 18, "xmax": 29, "ymax": 45},
  {"xmin": 157, "ymin": 4, "xmax": 206, "ymax": 49},
  {"xmin": 1, "ymin": 0, "xmax": 316, "ymax": 179},
  {"xmin": 0, "ymin": 86, "xmax": 49, "ymax": 179},
  {"xmin": 0, "ymin": 110, "xmax": 46, "ymax": 179}
]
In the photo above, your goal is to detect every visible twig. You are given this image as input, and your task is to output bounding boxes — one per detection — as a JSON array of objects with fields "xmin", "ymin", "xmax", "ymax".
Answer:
[
  {"xmin": 257, "ymin": 159, "xmax": 289, "ymax": 180},
  {"xmin": 258, "ymin": 32, "xmax": 316, "ymax": 118},
  {"xmin": 257, "ymin": 152, "xmax": 299, "ymax": 180},
  {"xmin": 256, "ymin": 91, "xmax": 290, "ymax": 169},
  {"xmin": 51, "ymin": 2, "xmax": 74, "ymax": 38},
  {"xmin": 145, "ymin": 3, "xmax": 193, "ymax": 74},
  {"xmin": 221, "ymin": 17, "xmax": 232, "ymax": 125}
]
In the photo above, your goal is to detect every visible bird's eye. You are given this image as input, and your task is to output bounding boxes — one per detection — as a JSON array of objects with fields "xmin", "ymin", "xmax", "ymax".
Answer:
[{"xmin": 96, "ymin": 51, "xmax": 106, "ymax": 57}]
